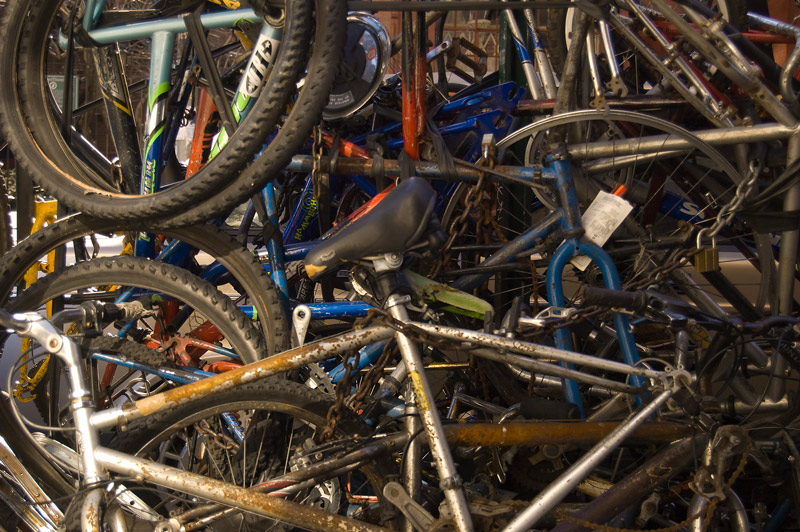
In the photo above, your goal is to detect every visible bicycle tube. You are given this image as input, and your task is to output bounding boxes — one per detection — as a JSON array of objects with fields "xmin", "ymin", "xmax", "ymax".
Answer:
[
  {"xmin": 104, "ymin": 380, "xmax": 396, "ymax": 530},
  {"xmin": 543, "ymin": 0, "xmax": 748, "ymax": 72}
]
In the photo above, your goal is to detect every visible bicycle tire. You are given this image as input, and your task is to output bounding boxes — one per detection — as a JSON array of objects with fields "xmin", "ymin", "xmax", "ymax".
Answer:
[
  {"xmin": 0, "ymin": 0, "xmax": 343, "ymax": 224},
  {"xmin": 0, "ymin": 176, "xmax": 11, "ymax": 257},
  {"xmin": 0, "ymin": 214, "xmax": 290, "ymax": 355},
  {"xmin": 6, "ymin": 255, "xmax": 267, "ymax": 364},
  {"xmin": 159, "ymin": 0, "xmax": 346, "ymax": 228},
  {"xmin": 29, "ymin": 335, "xmax": 178, "ymax": 427},
  {"xmin": 106, "ymin": 379, "xmax": 396, "ymax": 530},
  {"xmin": 498, "ymin": 109, "xmax": 767, "ymax": 317}
]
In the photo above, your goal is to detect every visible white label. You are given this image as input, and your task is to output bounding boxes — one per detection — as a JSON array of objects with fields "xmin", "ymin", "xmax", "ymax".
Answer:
[{"xmin": 571, "ymin": 191, "xmax": 634, "ymax": 271}]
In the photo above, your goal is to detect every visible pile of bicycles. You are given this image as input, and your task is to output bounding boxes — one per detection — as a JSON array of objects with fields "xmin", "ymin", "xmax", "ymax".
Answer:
[{"xmin": 0, "ymin": 0, "xmax": 799, "ymax": 530}]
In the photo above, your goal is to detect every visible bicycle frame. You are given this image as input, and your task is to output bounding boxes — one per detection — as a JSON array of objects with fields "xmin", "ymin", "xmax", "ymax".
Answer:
[{"xmin": 7, "ymin": 283, "xmax": 678, "ymax": 532}]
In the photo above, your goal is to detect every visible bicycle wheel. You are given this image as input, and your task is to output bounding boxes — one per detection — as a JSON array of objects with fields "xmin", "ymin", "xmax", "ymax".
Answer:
[
  {"xmin": 0, "ymin": 0, "xmax": 345, "ymax": 225},
  {"xmin": 102, "ymin": 380, "xmax": 396, "ymax": 530},
  {"xmin": 5, "ymin": 255, "xmax": 266, "ymax": 363},
  {"xmin": 1, "ymin": 256, "xmax": 269, "ymax": 462},
  {"xmin": 0, "ymin": 214, "xmax": 290, "ymax": 355},
  {"xmin": 492, "ymin": 109, "xmax": 765, "ymax": 314}
]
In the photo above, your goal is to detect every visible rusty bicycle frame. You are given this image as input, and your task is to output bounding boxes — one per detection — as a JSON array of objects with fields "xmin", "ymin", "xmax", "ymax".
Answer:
[{"xmin": 2, "ymin": 291, "xmax": 694, "ymax": 532}]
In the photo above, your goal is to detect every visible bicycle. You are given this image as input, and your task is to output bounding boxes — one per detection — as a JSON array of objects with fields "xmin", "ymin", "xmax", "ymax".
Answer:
[
  {"xmin": 0, "ymin": 0, "xmax": 344, "ymax": 225},
  {"xmin": 0, "ymin": 202, "xmax": 791, "ymax": 530}
]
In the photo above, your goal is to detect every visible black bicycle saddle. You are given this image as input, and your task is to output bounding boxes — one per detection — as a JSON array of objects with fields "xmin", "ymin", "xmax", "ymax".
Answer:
[{"xmin": 304, "ymin": 177, "xmax": 436, "ymax": 279}]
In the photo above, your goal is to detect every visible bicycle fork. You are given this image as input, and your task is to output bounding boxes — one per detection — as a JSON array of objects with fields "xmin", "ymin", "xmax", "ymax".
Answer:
[{"xmin": 12, "ymin": 313, "xmax": 107, "ymax": 532}]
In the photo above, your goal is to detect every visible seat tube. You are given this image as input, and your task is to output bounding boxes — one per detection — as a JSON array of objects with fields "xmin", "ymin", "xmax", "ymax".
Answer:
[
  {"xmin": 385, "ymin": 294, "xmax": 473, "ymax": 532},
  {"xmin": 403, "ymin": 383, "xmax": 422, "ymax": 532}
]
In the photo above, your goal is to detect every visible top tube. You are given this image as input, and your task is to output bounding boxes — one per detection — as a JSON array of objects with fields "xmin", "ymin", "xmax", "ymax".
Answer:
[{"xmin": 73, "ymin": 5, "xmax": 260, "ymax": 46}]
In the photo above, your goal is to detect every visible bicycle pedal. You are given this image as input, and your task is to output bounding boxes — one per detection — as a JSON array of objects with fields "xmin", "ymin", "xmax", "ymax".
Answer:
[
  {"xmin": 383, "ymin": 482, "xmax": 436, "ymax": 532},
  {"xmin": 444, "ymin": 37, "xmax": 488, "ymax": 84}
]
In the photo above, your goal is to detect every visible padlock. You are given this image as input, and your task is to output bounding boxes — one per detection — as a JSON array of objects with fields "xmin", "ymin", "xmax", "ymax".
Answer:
[{"xmin": 694, "ymin": 229, "xmax": 720, "ymax": 273}]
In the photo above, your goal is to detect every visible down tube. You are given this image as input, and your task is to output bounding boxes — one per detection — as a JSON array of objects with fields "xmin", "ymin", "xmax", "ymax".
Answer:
[{"xmin": 135, "ymin": 30, "xmax": 174, "ymax": 258}]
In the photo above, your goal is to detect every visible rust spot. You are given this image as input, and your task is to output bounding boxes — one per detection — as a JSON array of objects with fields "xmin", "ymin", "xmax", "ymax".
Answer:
[
  {"xmin": 648, "ymin": 465, "xmax": 673, "ymax": 478},
  {"xmin": 443, "ymin": 421, "xmax": 691, "ymax": 447},
  {"xmin": 132, "ymin": 327, "xmax": 394, "ymax": 421}
]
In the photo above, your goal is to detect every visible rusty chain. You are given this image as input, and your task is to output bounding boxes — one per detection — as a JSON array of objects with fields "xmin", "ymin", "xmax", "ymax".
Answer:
[
  {"xmin": 431, "ymin": 167, "xmax": 492, "ymax": 277},
  {"xmin": 320, "ymin": 308, "xmax": 476, "ymax": 440},
  {"xmin": 321, "ymin": 310, "xmax": 387, "ymax": 441},
  {"xmin": 321, "ymin": 348, "xmax": 361, "ymax": 442},
  {"xmin": 350, "ymin": 343, "xmax": 398, "ymax": 415}
]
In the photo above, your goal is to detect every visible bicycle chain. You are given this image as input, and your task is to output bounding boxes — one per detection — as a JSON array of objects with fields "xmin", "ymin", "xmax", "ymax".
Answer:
[
  {"xmin": 321, "ymin": 348, "xmax": 360, "ymax": 442},
  {"xmin": 432, "ymin": 167, "xmax": 491, "ymax": 277},
  {"xmin": 706, "ymin": 160, "xmax": 762, "ymax": 240},
  {"xmin": 320, "ymin": 308, "xmax": 473, "ymax": 441},
  {"xmin": 321, "ymin": 310, "xmax": 385, "ymax": 441},
  {"xmin": 350, "ymin": 343, "xmax": 398, "ymax": 415}
]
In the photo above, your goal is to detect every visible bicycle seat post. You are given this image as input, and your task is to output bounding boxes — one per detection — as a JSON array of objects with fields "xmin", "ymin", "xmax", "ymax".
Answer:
[{"xmin": 367, "ymin": 256, "xmax": 472, "ymax": 531}]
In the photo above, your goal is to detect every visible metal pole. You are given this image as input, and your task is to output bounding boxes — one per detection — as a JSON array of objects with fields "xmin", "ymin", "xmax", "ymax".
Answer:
[
  {"xmin": 93, "ymin": 447, "xmax": 392, "ymax": 532},
  {"xmin": 403, "ymin": 384, "xmax": 422, "ymax": 532}
]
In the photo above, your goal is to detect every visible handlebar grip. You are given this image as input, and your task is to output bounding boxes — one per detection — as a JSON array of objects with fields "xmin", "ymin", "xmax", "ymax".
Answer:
[
  {"xmin": 582, "ymin": 286, "xmax": 648, "ymax": 313},
  {"xmin": 100, "ymin": 301, "xmax": 149, "ymax": 322}
]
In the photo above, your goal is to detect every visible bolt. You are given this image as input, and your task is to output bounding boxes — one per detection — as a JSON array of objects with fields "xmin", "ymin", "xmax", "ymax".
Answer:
[{"xmin": 48, "ymin": 338, "xmax": 59, "ymax": 349}]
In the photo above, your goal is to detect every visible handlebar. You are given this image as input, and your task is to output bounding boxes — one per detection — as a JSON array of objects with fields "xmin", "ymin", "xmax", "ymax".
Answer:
[
  {"xmin": 582, "ymin": 286, "xmax": 649, "ymax": 313},
  {"xmin": 583, "ymin": 286, "xmax": 800, "ymax": 333},
  {"xmin": 0, "ymin": 300, "xmax": 154, "ymax": 338}
]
